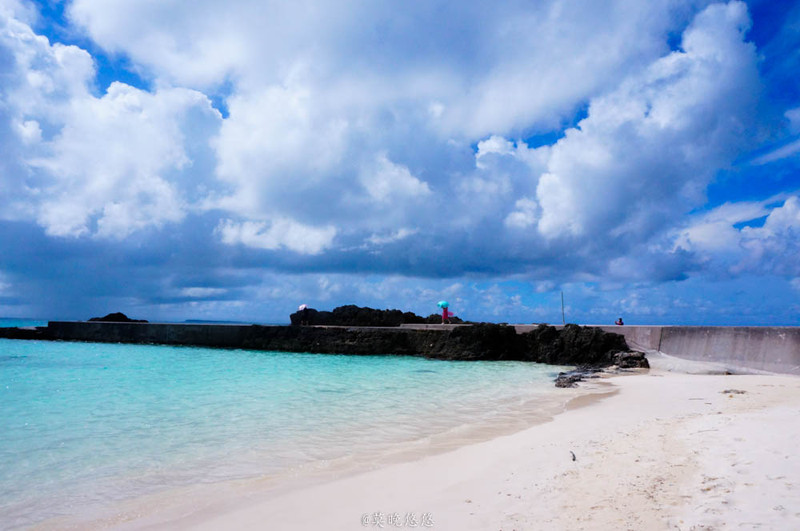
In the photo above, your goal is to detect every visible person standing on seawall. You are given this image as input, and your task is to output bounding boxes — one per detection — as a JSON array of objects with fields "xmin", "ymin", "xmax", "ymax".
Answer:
[
  {"xmin": 615, "ymin": 317, "xmax": 624, "ymax": 326},
  {"xmin": 438, "ymin": 300, "xmax": 450, "ymax": 324}
]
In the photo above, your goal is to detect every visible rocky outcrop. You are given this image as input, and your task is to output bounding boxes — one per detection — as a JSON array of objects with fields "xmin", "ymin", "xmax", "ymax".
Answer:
[
  {"xmin": 611, "ymin": 350, "xmax": 649, "ymax": 368},
  {"xmin": 555, "ymin": 368, "xmax": 603, "ymax": 388},
  {"xmin": 289, "ymin": 305, "xmax": 425, "ymax": 326},
  {"xmin": 416, "ymin": 323, "xmax": 520, "ymax": 360},
  {"xmin": 289, "ymin": 305, "xmax": 463, "ymax": 326},
  {"xmin": 519, "ymin": 323, "xmax": 633, "ymax": 366},
  {"xmin": 553, "ymin": 356, "xmax": 650, "ymax": 388},
  {"xmin": 89, "ymin": 312, "xmax": 148, "ymax": 323}
]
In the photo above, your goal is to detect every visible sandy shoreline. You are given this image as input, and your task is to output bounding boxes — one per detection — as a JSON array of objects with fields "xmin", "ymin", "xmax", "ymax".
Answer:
[{"xmin": 91, "ymin": 365, "xmax": 800, "ymax": 531}]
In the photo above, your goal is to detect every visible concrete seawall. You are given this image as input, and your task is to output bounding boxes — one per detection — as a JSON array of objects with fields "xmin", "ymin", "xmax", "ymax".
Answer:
[
  {"xmin": 28, "ymin": 321, "xmax": 800, "ymax": 376},
  {"xmin": 41, "ymin": 321, "xmax": 533, "ymax": 362},
  {"xmin": 46, "ymin": 321, "xmax": 257, "ymax": 348},
  {"xmin": 594, "ymin": 325, "xmax": 800, "ymax": 375},
  {"xmin": 508, "ymin": 324, "xmax": 800, "ymax": 374}
]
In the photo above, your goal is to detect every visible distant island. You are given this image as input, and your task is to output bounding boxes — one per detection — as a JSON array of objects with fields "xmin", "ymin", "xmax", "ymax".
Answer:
[{"xmin": 89, "ymin": 312, "xmax": 148, "ymax": 323}]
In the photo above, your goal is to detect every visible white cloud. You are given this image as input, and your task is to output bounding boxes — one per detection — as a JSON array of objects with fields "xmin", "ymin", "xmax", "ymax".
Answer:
[
  {"xmin": 466, "ymin": 136, "xmax": 550, "ymax": 232},
  {"xmin": 535, "ymin": 1, "xmax": 759, "ymax": 241},
  {"xmin": 0, "ymin": 11, "xmax": 95, "ymax": 133},
  {"xmin": 68, "ymin": 0, "xmax": 253, "ymax": 87},
  {"xmin": 180, "ymin": 287, "xmax": 228, "ymax": 298},
  {"xmin": 699, "ymin": 200, "xmax": 775, "ymax": 224},
  {"xmin": 31, "ymin": 84, "xmax": 218, "ymax": 238},
  {"xmin": 455, "ymin": 173, "xmax": 513, "ymax": 219},
  {"xmin": 751, "ymin": 138, "xmax": 800, "ymax": 165},
  {"xmin": 787, "ymin": 107, "xmax": 800, "ymax": 133},
  {"xmin": 439, "ymin": 0, "xmax": 705, "ymax": 137},
  {"xmin": 3, "ymin": 0, "xmax": 796, "ymax": 321},
  {"xmin": 761, "ymin": 196, "xmax": 800, "ymax": 231},
  {"xmin": 735, "ymin": 196, "xmax": 800, "ymax": 274},
  {"xmin": 12, "ymin": 119, "xmax": 41, "ymax": 144},
  {"xmin": 791, "ymin": 278, "xmax": 800, "ymax": 293},
  {"xmin": 674, "ymin": 198, "xmax": 773, "ymax": 254},
  {"xmin": 0, "ymin": 11, "xmax": 222, "ymax": 238},
  {"xmin": 673, "ymin": 195, "xmax": 800, "ymax": 278},
  {"xmin": 475, "ymin": 136, "xmax": 516, "ymax": 168},
  {"xmin": 504, "ymin": 197, "xmax": 540, "ymax": 229},
  {"xmin": 675, "ymin": 220, "xmax": 742, "ymax": 254},
  {"xmin": 360, "ymin": 154, "xmax": 431, "ymax": 202},
  {"xmin": 21, "ymin": 0, "xmax": 751, "ymax": 260},
  {"xmin": 535, "ymin": 280, "xmax": 556, "ymax": 293},
  {"xmin": 212, "ymin": 84, "xmax": 349, "ymax": 216},
  {"xmin": 366, "ymin": 228, "xmax": 418, "ymax": 246},
  {"xmin": 0, "ymin": 0, "xmax": 34, "ymax": 21},
  {"xmin": 67, "ymin": 0, "xmax": 703, "ymax": 137},
  {"xmin": 216, "ymin": 218, "xmax": 337, "ymax": 255}
]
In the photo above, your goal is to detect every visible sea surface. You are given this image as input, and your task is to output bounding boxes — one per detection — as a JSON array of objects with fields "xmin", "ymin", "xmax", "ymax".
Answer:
[
  {"xmin": 0, "ymin": 338, "xmax": 570, "ymax": 528},
  {"xmin": 0, "ymin": 318, "xmax": 48, "ymax": 328}
]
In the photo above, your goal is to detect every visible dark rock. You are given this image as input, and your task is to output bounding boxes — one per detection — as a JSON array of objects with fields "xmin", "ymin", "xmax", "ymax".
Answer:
[
  {"xmin": 289, "ymin": 305, "xmax": 427, "ymax": 327},
  {"xmin": 271, "ymin": 312, "xmax": 641, "ymax": 373},
  {"xmin": 555, "ymin": 372, "xmax": 583, "ymax": 388},
  {"xmin": 554, "ymin": 366, "xmax": 605, "ymax": 387},
  {"xmin": 423, "ymin": 313, "xmax": 465, "ymax": 324},
  {"xmin": 243, "ymin": 325, "xmax": 416, "ymax": 355},
  {"xmin": 417, "ymin": 323, "xmax": 519, "ymax": 360},
  {"xmin": 244, "ymin": 322, "xmax": 638, "ymax": 374},
  {"xmin": 244, "ymin": 322, "xmax": 509, "ymax": 360},
  {"xmin": 0, "ymin": 326, "xmax": 49, "ymax": 340},
  {"xmin": 289, "ymin": 305, "xmax": 465, "ymax": 326},
  {"xmin": 519, "ymin": 323, "xmax": 630, "ymax": 366},
  {"xmin": 89, "ymin": 312, "xmax": 148, "ymax": 323},
  {"xmin": 611, "ymin": 350, "xmax": 650, "ymax": 368},
  {"xmin": 289, "ymin": 308, "xmax": 320, "ymax": 326}
]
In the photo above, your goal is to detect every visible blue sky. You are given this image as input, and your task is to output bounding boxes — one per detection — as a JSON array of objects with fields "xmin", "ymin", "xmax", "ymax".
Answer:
[{"xmin": 1, "ymin": 0, "xmax": 799, "ymax": 325}]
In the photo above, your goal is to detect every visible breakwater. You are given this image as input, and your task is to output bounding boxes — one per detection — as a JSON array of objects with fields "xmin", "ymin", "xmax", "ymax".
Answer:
[
  {"xmin": 2, "ymin": 321, "xmax": 640, "ymax": 367},
  {"xmin": 8, "ymin": 321, "xmax": 797, "ymax": 375}
]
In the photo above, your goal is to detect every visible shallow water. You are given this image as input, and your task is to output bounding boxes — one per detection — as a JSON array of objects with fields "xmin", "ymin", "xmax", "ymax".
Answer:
[{"xmin": 0, "ymin": 339, "xmax": 568, "ymax": 529}]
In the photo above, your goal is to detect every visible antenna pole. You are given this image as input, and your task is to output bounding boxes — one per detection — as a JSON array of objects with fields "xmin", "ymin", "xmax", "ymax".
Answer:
[{"xmin": 561, "ymin": 291, "xmax": 565, "ymax": 325}]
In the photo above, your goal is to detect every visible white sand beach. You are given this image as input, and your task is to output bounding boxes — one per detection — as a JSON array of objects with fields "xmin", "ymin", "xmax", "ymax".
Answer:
[{"xmin": 103, "ymin": 363, "xmax": 800, "ymax": 531}]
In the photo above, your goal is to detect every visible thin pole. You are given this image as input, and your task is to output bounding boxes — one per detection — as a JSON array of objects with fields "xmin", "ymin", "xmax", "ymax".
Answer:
[{"xmin": 561, "ymin": 291, "xmax": 565, "ymax": 325}]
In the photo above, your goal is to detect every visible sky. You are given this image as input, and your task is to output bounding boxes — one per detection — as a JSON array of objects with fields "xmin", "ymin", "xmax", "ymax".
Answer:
[{"xmin": 1, "ymin": 0, "xmax": 799, "ymax": 325}]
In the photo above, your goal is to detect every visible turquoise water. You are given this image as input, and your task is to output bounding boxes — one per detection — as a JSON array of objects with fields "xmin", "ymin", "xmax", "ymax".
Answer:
[{"xmin": 0, "ymin": 339, "xmax": 566, "ymax": 528}]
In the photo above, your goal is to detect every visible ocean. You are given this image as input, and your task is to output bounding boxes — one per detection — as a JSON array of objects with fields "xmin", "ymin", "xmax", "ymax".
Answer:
[
  {"xmin": 0, "ymin": 319, "xmax": 48, "ymax": 329},
  {"xmin": 0, "ymin": 336, "xmax": 571, "ymax": 528}
]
